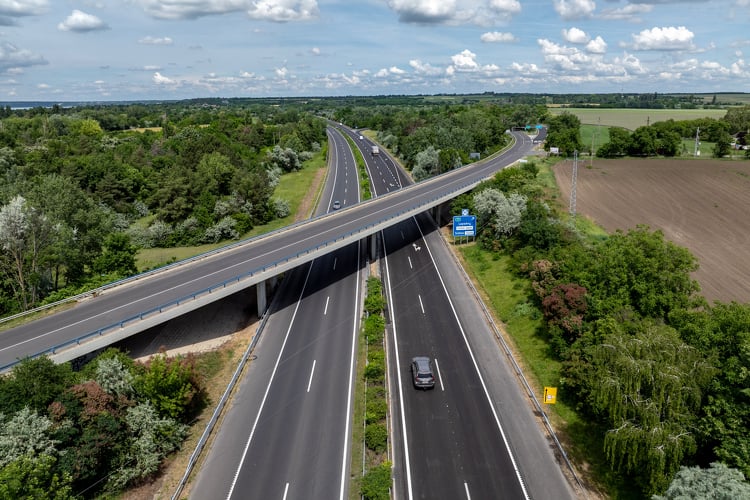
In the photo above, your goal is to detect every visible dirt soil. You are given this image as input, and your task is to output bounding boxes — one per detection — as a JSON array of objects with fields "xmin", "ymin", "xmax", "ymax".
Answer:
[{"xmin": 553, "ymin": 158, "xmax": 750, "ymax": 304}]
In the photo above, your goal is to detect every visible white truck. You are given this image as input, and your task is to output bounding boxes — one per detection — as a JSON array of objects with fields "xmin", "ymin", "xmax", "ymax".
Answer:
[{"xmin": 371, "ymin": 145, "xmax": 380, "ymax": 156}]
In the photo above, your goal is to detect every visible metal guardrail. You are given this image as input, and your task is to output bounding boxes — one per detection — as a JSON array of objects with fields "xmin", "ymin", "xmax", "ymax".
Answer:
[
  {"xmin": 1, "ymin": 174, "xmax": 500, "ymax": 373},
  {"xmin": 441, "ymin": 235, "xmax": 586, "ymax": 494},
  {"xmin": 170, "ymin": 287, "xmax": 275, "ymax": 500}
]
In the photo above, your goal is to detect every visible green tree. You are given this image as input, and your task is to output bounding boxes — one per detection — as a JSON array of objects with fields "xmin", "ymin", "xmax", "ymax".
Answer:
[
  {"xmin": 92, "ymin": 232, "xmax": 138, "ymax": 277},
  {"xmin": 545, "ymin": 112, "xmax": 583, "ymax": 157},
  {"xmin": 583, "ymin": 322, "xmax": 714, "ymax": 495},
  {"xmin": 628, "ymin": 126, "xmax": 658, "ymax": 156},
  {"xmin": 671, "ymin": 302, "xmax": 750, "ymax": 477},
  {"xmin": 0, "ymin": 454, "xmax": 76, "ymax": 500},
  {"xmin": 723, "ymin": 105, "xmax": 750, "ymax": 134},
  {"xmin": 0, "ymin": 195, "xmax": 56, "ymax": 309},
  {"xmin": 0, "ymin": 407, "xmax": 59, "ymax": 467},
  {"xmin": 0, "ymin": 357, "xmax": 74, "ymax": 414},
  {"xmin": 596, "ymin": 127, "xmax": 631, "ymax": 157},
  {"xmin": 579, "ymin": 226, "xmax": 700, "ymax": 321},
  {"xmin": 106, "ymin": 402, "xmax": 187, "ymax": 491},
  {"xmin": 135, "ymin": 354, "xmax": 205, "ymax": 421},
  {"xmin": 654, "ymin": 462, "xmax": 750, "ymax": 500},
  {"xmin": 713, "ymin": 133, "xmax": 732, "ymax": 158}
]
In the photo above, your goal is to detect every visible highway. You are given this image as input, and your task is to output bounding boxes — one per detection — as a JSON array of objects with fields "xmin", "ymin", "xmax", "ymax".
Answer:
[
  {"xmin": 191, "ymin": 126, "xmax": 363, "ymax": 499},
  {"xmin": 0, "ymin": 122, "xmax": 577, "ymax": 500},
  {"xmin": 0, "ymin": 128, "xmax": 534, "ymax": 371}
]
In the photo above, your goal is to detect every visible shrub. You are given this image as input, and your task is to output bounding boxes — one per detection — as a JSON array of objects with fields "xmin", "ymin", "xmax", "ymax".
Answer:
[
  {"xmin": 361, "ymin": 462, "xmax": 391, "ymax": 500},
  {"xmin": 364, "ymin": 315, "xmax": 385, "ymax": 344},
  {"xmin": 365, "ymin": 398, "xmax": 387, "ymax": 424},
  {"xmin": 365, "ymin": 423, "xmax": 388, "ymax": 453},
  {"xmin": 363, "ymin": 359, "xmax": 384, "ymax": 382},
  {"xmin": 134, "ymin": 354, "xmax": 206, "ymax": 422}
]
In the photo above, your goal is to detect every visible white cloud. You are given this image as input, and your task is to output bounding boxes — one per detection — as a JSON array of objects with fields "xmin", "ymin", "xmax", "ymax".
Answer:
[
  {"xmin": 586, "ymin": 36, "xmax": 607, "ymax": 54},
  {"xmin": 489, "ymin": 0, "xmax": 521, "ymax": 15},
  {"xmin": 153, "ymin": 72, "xmax": 176, "ymax": 85},
  {"xmin": 510, "ymin": 61, "xmax": 545, "ymax": 74},
  {"xmin": 562, "ymin": 27, "xmax": 589, "ymax": 44},
  {"xmin": 409, "ymin": 59, "xmax": 444, "ymax": 76},
  {"xmin": 450, "ymin": 49, "xmax": 479, "ymax": 71},
  {"xmin": 58, "ymin": 10, "xmax": 108, "ymax": 32},
  {"xmin": 386, "ymin": 0, "xmax": 521, "ymax": 26},
  {"xmin": 387, "ymin": 0, "xmax": 460, "ymax": 23},
  {"xmin": 553, "ymin": 0, "xmax": 596, "ymax": 21},
  {"xmin": 0, "ymin": 0, "xmax": 48, "ymax": 17},
  {"xmin": 247, "ymin": 0, "xmax": 319, "ymax": 22},
  {"xmin": 139, "ymin": 36, "xmax": 174, "ymax": 45},
  {"xmin": 481, "ymin": 31, "xmax": 517, "ymax": 43},
  {"xmin": 134, "ymin": 0, "xmax": 318, "ymax": 22},
  {"xmin": 538, "ymin": 39, "xmax": 577, "ymax": 57},
  {"xmin": 598, "ymin": 3, "xmax": 653, "ymax": 22},
  {"xmin": 613, "ymin": 52, "xmax": 646, "ymax": 74},
  {"xmin": 631, "ymin": 26, "xmax": 695, "ymax": 51},
  {"xmin": 0, "ymin": 41, "xmax": 47, "ymax": 72}
]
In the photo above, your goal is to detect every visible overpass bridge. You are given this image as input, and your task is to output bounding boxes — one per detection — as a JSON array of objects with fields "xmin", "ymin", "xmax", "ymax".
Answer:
[{"xmin": 0, "ymin": 128, "xmax": 538, "ymax": 371}]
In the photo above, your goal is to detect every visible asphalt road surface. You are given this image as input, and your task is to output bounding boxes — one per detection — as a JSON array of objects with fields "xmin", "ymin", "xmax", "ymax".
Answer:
[{"xmin": 191, "ymin": 127, "xmax": 363, "ymax": 500}]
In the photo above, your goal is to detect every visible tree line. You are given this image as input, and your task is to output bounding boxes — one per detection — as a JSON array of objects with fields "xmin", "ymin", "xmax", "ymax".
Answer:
[{"xmin": 0, "ymin": 104, "xmax": 327, "ymax": 316}]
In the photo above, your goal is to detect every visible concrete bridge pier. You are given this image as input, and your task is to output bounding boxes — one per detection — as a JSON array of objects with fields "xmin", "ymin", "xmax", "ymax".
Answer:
[
  {"xmin": 257, "ymin": 280, "xmax": 267, "ymax": 317},
  {"xmin": 369, "ymin": 233, "xmax": 379, "ymax": 261}
]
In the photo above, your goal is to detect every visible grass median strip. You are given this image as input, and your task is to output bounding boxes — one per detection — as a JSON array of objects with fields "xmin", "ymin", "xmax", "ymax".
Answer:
[{"xmin": 350, "ymin": 275, "xmax": 391, "ymax": 500}]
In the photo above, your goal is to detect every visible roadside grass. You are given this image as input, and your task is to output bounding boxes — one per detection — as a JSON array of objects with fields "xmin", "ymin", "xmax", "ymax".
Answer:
[{"xmin": 136, "ymin": 147, "xmax": 328, "ymax": 271}]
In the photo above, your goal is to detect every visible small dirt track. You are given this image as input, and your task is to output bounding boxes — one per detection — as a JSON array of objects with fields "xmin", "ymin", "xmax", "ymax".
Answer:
[{"xmin": 553, "ymin": 158, "xmax": 750, "ymax": 304}]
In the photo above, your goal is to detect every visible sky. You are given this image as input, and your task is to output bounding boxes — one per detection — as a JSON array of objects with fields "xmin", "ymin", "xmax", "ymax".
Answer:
[{"xmin": 0, "ymin": 0, "xmax": 748, "ymax": 102}]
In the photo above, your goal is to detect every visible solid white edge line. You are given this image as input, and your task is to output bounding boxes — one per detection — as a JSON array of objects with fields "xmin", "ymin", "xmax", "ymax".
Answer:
[
  {"xmin": 415, "ymin": 217, "xmax": 531, "ymax": 500},
  {"xmin": 338, "ymin": 224, "xmax": 363, "ymax": 500},
  {"xmin": 307, "ymin": 359, "xmax": 316, "ymax": 393},
  {"xmin": 225, "ymin": 264, "xmax": 314, "ymax": 500},
  {"xmin": 383, "ymin": 232, "xmax": 414, "ymax": 500},
  {"xmin": 434, "ymin": 358, "xmax": 444, "ymax": 391}
]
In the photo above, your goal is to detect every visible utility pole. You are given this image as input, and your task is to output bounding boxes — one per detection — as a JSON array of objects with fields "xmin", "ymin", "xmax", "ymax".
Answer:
[
  {"xmin": 591, "ymin": 117, "xmax": 599, "ymax": 167},
  {"xmin": 570, "ymin": 150, "xmax": 578, "ymax": 218},
  {"xmin": 694, "ymin": 127, "xmax": 701, "ymax": 156}
]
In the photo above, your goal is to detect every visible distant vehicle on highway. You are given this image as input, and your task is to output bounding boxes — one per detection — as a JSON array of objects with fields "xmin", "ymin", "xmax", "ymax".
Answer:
[
  {"xmin": 332, "ymin": 200, "xmax": 341, "ymax": 210},
  {"xmin": 371, "ymin": 145, "xmax": 380, "ymax": 155},
  {"xmin": 411, "ymin": 356, "xmax": 435, "ymax": 389}
]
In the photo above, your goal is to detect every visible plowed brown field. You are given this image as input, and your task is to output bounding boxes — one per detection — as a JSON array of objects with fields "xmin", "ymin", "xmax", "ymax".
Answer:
[{"xmin": 552, "ymin": 158, "xmax": 750, "ymax": 304}]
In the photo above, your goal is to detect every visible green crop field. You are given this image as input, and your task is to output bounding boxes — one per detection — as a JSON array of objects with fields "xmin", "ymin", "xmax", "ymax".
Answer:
[{"xmin": 547, "ymin": 107, "xmax": 727, "ymax": 130}]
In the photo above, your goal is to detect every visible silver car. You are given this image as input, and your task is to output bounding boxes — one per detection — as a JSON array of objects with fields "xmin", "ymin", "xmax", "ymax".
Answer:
[{"xmin": 411, "ymin": 356, "xmax": 435, "ymax": 389}]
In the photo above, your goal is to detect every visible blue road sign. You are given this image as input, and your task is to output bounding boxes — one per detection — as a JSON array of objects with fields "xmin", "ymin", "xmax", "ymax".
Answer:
[{"xmin": 453, "ymin": 215, "xmax": 476, "ymax": 237}]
